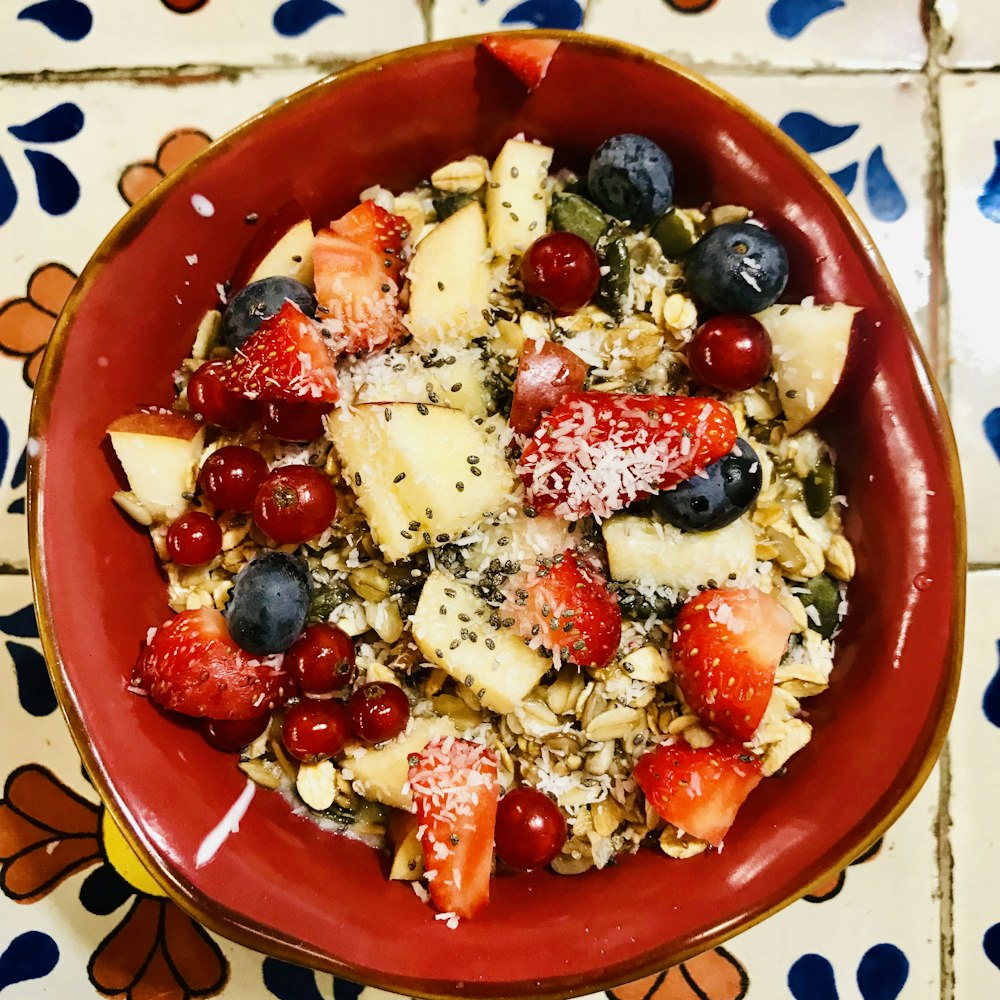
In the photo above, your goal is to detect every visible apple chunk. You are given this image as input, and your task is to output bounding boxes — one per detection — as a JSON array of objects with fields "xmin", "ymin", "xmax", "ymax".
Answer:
[
  {"xmin": 755, "ymin": 302, "xmax": 861, "ymax": 434},
  {"xmin": 327, "ymin": 402, "xmax": 514, "ymax": 562},
  {"xmin": 230, "ymin": 200, "xmax": 314, "ymax": 290},
  {"xmin": 107, "ymin": 406, "xmax": 204, "ymax": 520},
  {"xmin": 405, "ymin": 200, "xmax": 493, "ymax": 347}
]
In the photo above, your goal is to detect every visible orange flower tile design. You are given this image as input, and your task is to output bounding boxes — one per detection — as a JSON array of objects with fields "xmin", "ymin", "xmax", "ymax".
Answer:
[
  {"xmin": 665, "ymin": 0, "xmax": 719, "ymax": 10},
  {"xmin": 119, "ymin": 128, "xmax": 213, "ymax": 206},
  {"xmin": 804, "ymin": 838, "xmax": 884, "ymax": 903},
  {"xmin": 0, "ymin": 262, "xmax": 77, "ymax": 387},
  {"xmin": 0, "ymin": 764, "xmax": 228, "ymax": 1000},
  {"xmin": 160, "ymin": 0, "xmax": 211, "ymax": 10},
  {"xmin": 610, "ymin": 946, "xmax": 749, "ymax": 1000}
]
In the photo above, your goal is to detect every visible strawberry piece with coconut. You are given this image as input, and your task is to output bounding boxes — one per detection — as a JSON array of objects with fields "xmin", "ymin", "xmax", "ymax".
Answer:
[
  {"xmin": 504, "ymin": 548, "xmax": 621, "ymax": 670},
  {"xmin": 634, "ymin": 740, "xmax": 763, "ymax": 847},
  {"xmin": 314, "ymin": 200, "xmax": 410, "ymax": 355},
  {"xmin": 133, "ymin": 607, "xmax": 289, "ymax": 720},
  {"xmin": 517, "ymin": 392, "xmax": 737, "ymax": 519},
  {"xmin": 671, "ymin": 587, "xmax": 795, "ymax": 742},
  {"xmin": 214, "ymin": 301, "xmax": 339, "ymax": 404},
  {"xmin": 408, "ymin": 737, "xmax": 500, "ymax": 922}
]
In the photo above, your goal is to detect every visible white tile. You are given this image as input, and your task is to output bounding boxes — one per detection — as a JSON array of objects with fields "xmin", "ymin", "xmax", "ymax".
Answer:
[
  {"xmin": 941, "ymin": 74, "xmax": 1000, "ymax": 564},
  {"xmin": 0, "ymin": 70, "xmax": 324, "ymax": 566},
  {"xmin": 431, "ymin": 0, "xmax": 584, "ymax": 36},
  {"xmin": 951, "ymin": 571, "xmax": 1000, "ymax": 996},
  {"xmin": 585, "ymin": 0, "xmax": 927, "ymax": 70},
  {"xmin": 709, "ymin": 73, "xmax": 934, "ymax": 355},
  {"xmin": 939, "ymin": 0, "xmax": 1000, "ymax": 68},
  {"xmin": 722, "ymin": 768, "xmax": 942, "ymax": 997},
  {"xmin": 0, "ymin": 0, "xmax": 425, "ymax": 73}
]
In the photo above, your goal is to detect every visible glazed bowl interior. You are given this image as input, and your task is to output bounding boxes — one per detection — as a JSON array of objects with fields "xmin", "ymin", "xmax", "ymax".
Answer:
[{"xmin": 30, "ymin": 31, "xmax": 964, "ymax": 999}]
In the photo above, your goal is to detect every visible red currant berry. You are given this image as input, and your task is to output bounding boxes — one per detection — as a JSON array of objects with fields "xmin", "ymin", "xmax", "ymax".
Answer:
[
  {"xmin": 520, "ymin": 232, "xmax": 601, "ymax": 314},
  {"xmin": 166, "ymin": 510, "xmax": 223, "ymax": 565},
  {"xmin": 263, "ymin": 400, "xmax": 331, "ymax": 442},
  {"xmin": 687, "ymin": 314, "xmax": 773, "ymax": 392},
  {"xmin": 494, "ymin": 787, "xmax": 567, "ymax": 870},
  {"xmin": 187, "ymin": 361, "xmax": 261, "ymax": 428},
  {"xmin": 285, "ymin": 624, "xmax": 356, "ymax": 694},
  {"xmin": 199, "ymin": 446, "xmax": 268, "ymax": 512},
  {"xmin": 252, "ymin": 465, "xmax": 337, "ymax": 544},
  {"xmin": 282, "ymin": 700, "xmax": 351, "ymax": 761},
  {"xmin": 201, "ymin": 714, "xmax": 269, "ymax": 753},
  {"xmin": 348, "ymin": 682, "xmax": 409, "ymax": 743}
]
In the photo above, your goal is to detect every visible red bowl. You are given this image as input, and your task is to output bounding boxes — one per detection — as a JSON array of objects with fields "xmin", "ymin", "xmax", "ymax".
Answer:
[{"xmin": 29, "ymin": 31, "xmax": 964, "ymax": 999}]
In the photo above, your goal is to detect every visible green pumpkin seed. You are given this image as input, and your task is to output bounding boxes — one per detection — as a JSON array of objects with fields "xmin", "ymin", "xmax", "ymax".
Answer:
[
  {"xmin": 550, "ymin": 192, "xmax": 607, "ymax": 247},
  {"xmin": 800, "ymin": 574, "xmax": 841, "ymax": 639},
  {"xmin": 651, "ymin": 210, "xmax": 700, "ymax": 257},
  {"xmin": 432, "ymin": 190, "xmax": 476, "ymax": 221},
  {"xmin": 803, "ymin": 456, "xmax": 837, "ymax": 518},
  {"xmin": 597, "ymin": 233, "xmax": 630, "ymax": 319}
]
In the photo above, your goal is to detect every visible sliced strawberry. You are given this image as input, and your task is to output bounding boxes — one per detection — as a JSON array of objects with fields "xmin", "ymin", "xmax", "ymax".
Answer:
[
  {"xmin": 329, "ymin": 200, "xmax": 409, "ymax": 285},
  {"xmin": 482, "ymin": 36, "xmax": 560, "ymax": 92},
  {"xmin": 215, "ymin": 301, "xmax": 339, "ymax": 404},
  {"xmin": 133, "ymin": 608, "xmax": 289, "ymax": 720},
  {"xmin": 505, "ymin": 549, "xmax": 621, "ymax": 670},
  {"xmin": 634, "ymin": 740, "xmax": 763, "ymax": 847},
  {"xmin": 314, "ymin": 201, "xmax": 409, "ymax": 355},
  {"xmin": 671, "ymin": 588, "xmax": 795, "ymax": 742},
  {"xmin": 517, "ymin": 392, "xmax": 737, "ymax": 519},
  {"xmin": 408, "ymin": 737, "xmax": 500, "ymax": 920},
  {"xmin": 509, "ymin": 340, "xmax": 589, "ymax": 437}
]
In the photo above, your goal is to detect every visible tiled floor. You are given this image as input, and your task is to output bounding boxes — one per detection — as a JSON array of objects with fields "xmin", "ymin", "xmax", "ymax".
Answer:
[{"xmin": 0, "ymin": 1, "xmax": 994, "ymax": 998}]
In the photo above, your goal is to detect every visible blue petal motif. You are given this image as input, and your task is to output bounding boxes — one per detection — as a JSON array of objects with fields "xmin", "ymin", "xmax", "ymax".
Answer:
[
  {"xmin": 8, "ymin": 641, "xmax": 57, "ymax": 717},
  {"xmin": 17, "ymin": 0, "xmax": 92, "ymax": 41},
  {"xmin": 985, "ymin": 922, "xmax": 1000, "ymax": 972},
  {"xmin": 262, "ymin": 958, "xmax": 326, "ymax": 1000},
  {"xmin": 769, "ymin": 0, "xmax": 844, "ymax": 39},
  {"xmin": 788, "ymin": 953, "xmax": 839, "ymax": 1000},
  {"xmin": 856, "ymin": 943, "xmax": 909, "ymax": 1000},
  {"xmin": 501, "ymin": 0, "xmax": 583, "ymax": 29},
  {"xmin": 829, "ymin": 162, "xmax": 859, "ymax": 196},
  {"xmin": 0, "ymin": 156, "xmax": 17, "ymax": 227},
  {"xmin": 0, "ymin": 603, "xmax": 39, "ymax": 638},
  {"xmin": 23, "ymin": 149, "xmax": 79, "ymax": 216},
  {"xmin": 6, "ymin": 498, "xmax": 24, "ymax": 514},
  {"xmin": 79, "ymin": 864, "xmax": 133, "ymax": 916},
  {"xmin": 986, "ymin": 408, "xmax": 1000, "ymax": 462},
  {"xmin": 8, "ymin": 102, "xmax": 84, "ymax": 143},
  {"xmin": 11, "ymin": 447, "xmax": 26, "ymax": 490},
  {"xmin": 333, "ymin": 977, "xmax": 363, "ymax": 1000},
  {"xmin": 0, "ymin": 417, "xmax": 7, "ymax": 488},
  {"xmin": 779, "ymin": 111, "xmax": 858, "ymax": 155},
  {"xmin": 0, "ymin": 930, "xmax": 59, "ymax": 990},
  {"xmin": 977, "ymin": 141, "xmax": 1000, "ymax": 223},
  {"xmin": 865, "ymin": 146, "xmax": 906, "ymax": 222},
  {"xmin": 272, "ymin": 0, "xmax": 344, "ymax": 37},
  {"xmin": 983, "ymin": 639, "xmax": 1000, "ymax": 728}
]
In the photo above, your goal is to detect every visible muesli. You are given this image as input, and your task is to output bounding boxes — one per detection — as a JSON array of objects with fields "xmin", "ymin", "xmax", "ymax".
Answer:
[{"xmin": 108, "ymin": 122, "xmax": 858, "ymax": 923}]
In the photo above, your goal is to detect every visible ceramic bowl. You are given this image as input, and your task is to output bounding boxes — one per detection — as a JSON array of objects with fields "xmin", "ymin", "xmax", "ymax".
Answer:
[{"xmin": 29, "ymin": 30, "xmax": 964, "ymax": 999}]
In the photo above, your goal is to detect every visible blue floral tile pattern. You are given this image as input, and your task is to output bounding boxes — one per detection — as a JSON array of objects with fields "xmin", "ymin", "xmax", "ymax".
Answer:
[
  {"xmin": 16, "ymin": 0, "xmax": 92, "ymax": 41},
  {"xmin": 0, "ymin": 930, "xmax": 59, "ymax": 990},
  {"xmin": 584, "ymin": 0, "xmax": 926, "ymax": 70}
]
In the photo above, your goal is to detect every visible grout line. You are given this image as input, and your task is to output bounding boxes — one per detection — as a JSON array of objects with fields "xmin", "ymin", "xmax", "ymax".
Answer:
[
  {"xmin": 967, "ymin": 563, "xmax": 1000, "ymax": 572},
  {"xmin": 925, "ymin": 6, "xmax": 954, "ymax": 998},
  {"xmin": 0, "ymin": 565, "xmax": 29, "ymax": 576}
]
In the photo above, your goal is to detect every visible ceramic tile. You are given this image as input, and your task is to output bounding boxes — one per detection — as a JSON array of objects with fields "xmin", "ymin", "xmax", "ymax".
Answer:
[
  {"xmin": 430, "ymin": 0, "xmax": 585, "ymax": 35},
  {"xmin": 0, "ymin": 69, "xmax": 324, "ymax": 567},
  {"xmin": 725, "ymin": 767, "xmax": 943, "ymax": 998},
  {"xmin": 951, "ymin": 570, "xmax": 1000, "ymax": 997},
  {"xmin": 940, "ymin": 74, "xmax": 1000, "ymax": 565},
  {"xmin": 584, "ymin": 0, "xmax": 927, "ymax": 71},
  {"xmin": 0, "ymin": 0, "xmax": 425, "ymax": 74},
  {"xmin": 938, "ymin": 0, "xmax": 1000, "ymax": 69},
  {"xmin": 708, "ymin": 72, "xmax": 934, "ymax": 358}
]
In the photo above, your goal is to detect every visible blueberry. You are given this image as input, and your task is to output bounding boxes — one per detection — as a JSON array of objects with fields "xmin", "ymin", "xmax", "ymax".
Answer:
[
  {"xmin": 684, "ymin": 222, "xmax": 788, "ymax": 314},
  {"xmin": 587, "ymin": 134, "xmax": 674, "ymax": 228},
  {"xmin": 221, "ymin": 276, "xmax": 315, "ymax": 349},
  {"xmin": 226, "ymin": 550, "xmax": 311, "ymax": 655},
  {"xmin": 646, "ymin": 438, "xmax": 762, "ymax": 532}
]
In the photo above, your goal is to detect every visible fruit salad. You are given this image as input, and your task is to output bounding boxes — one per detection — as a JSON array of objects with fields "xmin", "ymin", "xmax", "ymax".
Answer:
[{"xmin": 109, "ymin": 78, "xmax": 858, "ymax": 923}]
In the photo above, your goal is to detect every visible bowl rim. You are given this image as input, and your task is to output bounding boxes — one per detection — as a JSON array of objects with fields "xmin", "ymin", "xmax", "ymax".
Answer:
[{"xmin": 27, "ymin": 28, "xmax": 966, "ymax": 999}]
